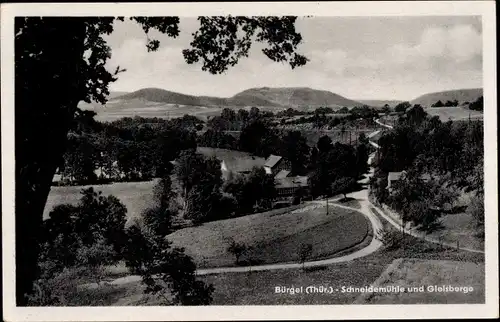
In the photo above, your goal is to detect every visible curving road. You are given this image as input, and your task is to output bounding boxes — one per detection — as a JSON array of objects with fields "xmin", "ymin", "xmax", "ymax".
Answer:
[{"xmin": 81, "ymin": 118, "xmax": 481, "ymax": 290}]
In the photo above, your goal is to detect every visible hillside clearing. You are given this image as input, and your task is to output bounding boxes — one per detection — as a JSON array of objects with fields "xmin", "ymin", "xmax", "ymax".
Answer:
[
  {"xmin": 355, "ymin": 258, "xmax": 484, "ymax": 304},
  {"xmin": 44, "ymin": 180, "xmax": 158, "ymax": 223},
  {"xmin": 167, "ymin": 204, "xmax": 369, "ymax": 268},
  {"xmin": 426, "ymin": 106, "xmax": 483, "ymax": 121}
]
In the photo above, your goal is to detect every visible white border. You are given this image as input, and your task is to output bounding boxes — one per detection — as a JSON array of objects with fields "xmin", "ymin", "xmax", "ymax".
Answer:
[{"xmin": 1, "ymin": 1, "xmax": 498, "ymax": 321}]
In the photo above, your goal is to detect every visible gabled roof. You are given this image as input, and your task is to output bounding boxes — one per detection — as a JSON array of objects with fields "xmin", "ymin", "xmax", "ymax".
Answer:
[
  {"xmin": 264, "ymin": 154, "xmax": 282, "ymax": 168},
  {"xmin": 222, "ymin": 157, "xmax": 266, "ymax": 173},
  {"xmin": 275, "ymin": 170, "xmax": 291, "ymax": 179},
  {"xmin": 196, "ymin": 147, "xmax": 266, "ymax": 173},
  {"xmin": 388, "ymin": 172, "xmax": 404, "ymax": 181}
]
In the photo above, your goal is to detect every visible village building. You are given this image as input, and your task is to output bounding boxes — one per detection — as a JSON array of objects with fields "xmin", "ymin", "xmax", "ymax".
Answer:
[
  {"xmin": 275, "ymin": 176, "xmax": 309, "ymax": 198},
  {"xmin": 387, "ymin": 171, "xmax": 404, "ymax": 191},
  {"xmin": 264, "ymin": 154, "xmax": 292, "ymax": 176},
  {"xmin": 196, "ymin": 147, "xmax": 266, "ymax": 180}
]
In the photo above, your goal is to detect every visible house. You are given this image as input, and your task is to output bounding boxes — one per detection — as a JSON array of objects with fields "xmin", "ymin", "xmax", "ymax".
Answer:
[
  {"xmin": 387, "ymin": 171, "xmax": 433, "ymax": 192},
  {"xmin": 275, "ymin": 176, "xmax": 309, "ymax": 198},
  {"xmin": 387, "ymin": 171, "xmax": 405, "ymax": 191},
  {"xmin": 196, "ymin": 147, "xmax": 266, "ymax": 179},
  {"xmin": 264, "ymin": 154, "xmax": 291, "ymax": 176},
  {"xmin": 274, "ymin": 169, "xmax": 291, "ymax": 179}
]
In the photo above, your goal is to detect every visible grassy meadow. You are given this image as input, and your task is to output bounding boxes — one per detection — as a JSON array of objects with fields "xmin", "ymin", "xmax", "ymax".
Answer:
[
  {"xmin": 44, "ymin": 180, "xmax": 158, "ymax": 224},
  {"xmin": 167, "ymin": 204, "xmax": 370, "ymax": 268}
]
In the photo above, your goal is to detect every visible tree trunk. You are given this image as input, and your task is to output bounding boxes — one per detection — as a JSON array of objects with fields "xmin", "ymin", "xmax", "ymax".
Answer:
[{"xmin": 15, "ymin": 18, "xmax": 87, "ymax": 305}]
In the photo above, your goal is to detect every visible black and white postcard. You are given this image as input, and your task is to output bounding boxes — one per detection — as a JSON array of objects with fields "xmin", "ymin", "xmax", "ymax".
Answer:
[{"xmin": 1, "ymin": 1, "xmax": 498, "ymax": 320}]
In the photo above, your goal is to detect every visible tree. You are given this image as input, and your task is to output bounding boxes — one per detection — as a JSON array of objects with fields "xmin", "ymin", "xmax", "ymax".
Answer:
[
  {"xmin": 331, "ymin": 177, "xmax": 357, "ymax": 200},
  {"xmin": 75, "ymin": 238, "xmax": 118, "ymax": 286},
  {"xmin": 16, "ymin": 16, "xmax": 308, "ymax": 303},
  {"xmin": 431, "ymin": 100, "xmax": 444, "ymax": 107},
  {"xmin": 469, "ymin": 96, "xmax": 483, "ymax": 111},
  {"xmin": 279, "ymin": 130, "xmax": 310, "ymax": 175},
  {"xmin": 317, "ymin": 135, "xmax": 333, "ymax": 154},
  {"xmin": 129, "ymin": 229, "xmax": 214, "ymax": 305},
  {"xmin": 356, "ymin": 143, "xmax": 369, "ymax": 175},
  {"xmin": 74, "ymin": 188, "xmax": 128, "ymax": 255},
  {"xmin": 227, "ymin": 239, "xmax": 248, "ymax": 265},
  {"xmin": 394, "ymin": 101, "xmax": 411, "ymax": 113},
  {"xmin": 143, "ymin": 176, "xmax": 176, "ymax": 236},
  {"xmin": 298, "ymin": 243, "xmax": 313, "ymax": 270},
  {"xmin": 467, "ymin": 193, "xmax": 484, "ymax": 234},
  {"xmin": 381, "ymin": 104, "xmax": 391, "ymax": 114}
]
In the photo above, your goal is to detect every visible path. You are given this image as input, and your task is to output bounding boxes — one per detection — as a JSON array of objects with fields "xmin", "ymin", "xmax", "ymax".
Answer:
[
  {"xmin": 82, "ymin": 118, "xmax": 481, "ymax": 290},
  {"xmin": 83, "ymin": 153, "xmax": 385, "ymax": 288},
  {"xmin": 374, "ymin": 118, "xmax": 394, "ymax": 129},
  {"xmin": 367, "ymin": 119, "xmax": 484, "ymax": 254}
]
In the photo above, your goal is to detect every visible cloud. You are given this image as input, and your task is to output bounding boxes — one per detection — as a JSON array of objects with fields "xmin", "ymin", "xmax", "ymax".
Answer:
[
  {"xmin": 388, "ymin": 24, "xmax": 482, "ymax": 64},
  {"xmin": 106, "ymin": 20, "xmax": 483, "ymax": 100}
]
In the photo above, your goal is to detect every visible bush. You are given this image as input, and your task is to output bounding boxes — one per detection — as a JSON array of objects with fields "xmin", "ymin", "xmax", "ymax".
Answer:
[{"xmin": 376, "ymin": 229, "xmax": 405, "ymax": 250}]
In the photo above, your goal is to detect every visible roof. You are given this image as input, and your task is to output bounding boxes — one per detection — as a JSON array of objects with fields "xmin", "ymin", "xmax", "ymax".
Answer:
[
  {"xmin": 222, "ymin": 158, "xmax": 266, "ymax": 173},
  {"xmin": 196, "ymin": 147, "xmax": 266, "ymax": 173},
  {"xmin": 264, "ymin": 154, "xmax": 283, "ymax": 168},
  {"xmin": 275, "ymin": 170, "xmax": 291, "ymax": 179},
  {"xmin": 388, "ymin": 172, "xmax": 404, "ymax": 181},
  {"xmin": 275, "ymin": 176, "xmax": 309, "ymax": 189}
]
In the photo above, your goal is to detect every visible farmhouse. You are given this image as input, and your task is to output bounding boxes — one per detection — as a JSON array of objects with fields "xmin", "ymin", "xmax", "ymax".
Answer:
[
  {"xmin": 387, "ymin": 171, "xmax": 404, "ymax": 191},
  {"xmin": 264, "ymin": 154, "xmax": 292, "ymax": 175},
  {"xmin": 387, "ymin": 171, "xmax": 433, "ymax": 192},
  {"xmin": 275, "ymin": 176, "xmax": 309, "ymax": 198},
  {"xmin": 196, "ymin": 147, "xmax": 266, "ymax": 179}
]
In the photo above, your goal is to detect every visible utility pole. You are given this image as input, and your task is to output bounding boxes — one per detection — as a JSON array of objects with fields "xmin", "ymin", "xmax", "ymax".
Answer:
[{"xmin": 326, "ymin": 197, "xmax": 329, "ymax": 215}]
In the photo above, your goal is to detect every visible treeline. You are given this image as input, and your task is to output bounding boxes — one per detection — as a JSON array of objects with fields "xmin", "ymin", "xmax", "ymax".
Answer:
[
  {"xmin": 468, "ymin": 96, "xmax": 483, "ymax": 111},
  {"xmin": 371, "ymin": 105, "xmax": 484, "ymax": 233},
  {"xmin": 58, "ymin": 112, "xmax": 199, "ymax": 185},
  {"xmin": 308, "ymin": 133, "xmax": 370, "ymax": 198},
  {"xmin": 35, "ymin": 183, "xmax": 214, "ymax": 305},
  {"xmin": 280, "ymin": 105, "xmax": 378, "ymax": 128}
]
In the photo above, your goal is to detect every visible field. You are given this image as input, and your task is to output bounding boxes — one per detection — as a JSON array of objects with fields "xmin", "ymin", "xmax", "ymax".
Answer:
[
  {"xmin": 355, "ymin": 258, "xmax": 485, "ymax": 304},
  {"xmin": 430, "ymin": 212, "xmax": 484, "ymax": 250},
  {"xmin": 80, "ymin": 100, "xmax": 222, "ymax": 122},
  {"xmin": 167, "ymin": 204, "xmax": 370, "ymax": 268},
  {"xmin": 80, "ymin": 99, "xmax": 287, "ymax": 122},
  {"xmin": 77, "ymin": 232, "xmax": 484, "ymax": 305},
  {"xmin": 44, "ymin": 180, "xmax": 158, "ymax": 223},
  {"xmin": 426, "ymin": 106, "xmax": 483, "ymax": 121},
  {"xmin": 301, "ymin": 129, "xmax": 375, "ymax": 146}
]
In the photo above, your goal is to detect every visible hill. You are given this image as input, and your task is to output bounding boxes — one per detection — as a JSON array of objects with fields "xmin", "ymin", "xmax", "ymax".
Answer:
[
  {"xmin": 356, "ymin": 100, "xmax": 403, "ymax": 108},
  {"xmin": 113, "ymin": 87, "xmax": 363, "ymax": 110},
  {"xmin": 233, "ymin": 87, "xmax": 362, "ymax": 110},
  {"xmin": 410, "ymin": 88, "xmax": 482, "ymax": 107}
]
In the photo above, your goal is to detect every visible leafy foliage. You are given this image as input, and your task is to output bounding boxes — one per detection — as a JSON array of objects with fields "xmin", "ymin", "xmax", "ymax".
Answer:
[
  {"xmin": 227, "ymin": 239, "xmax": 248, "ymax": 265},
  {"xmin": 331, "ymin": 177, "xmax": 357, "ymax": 200},
  {"xmin": 183, "ymin": 16, "xmax": 307, "ymax": 74},
  {"xmin": 394, "ymin": 101, "xmax": 411, "ymax": 113},
  {"xmin": 17, "ymin": 15, "xmax": 307, "ymax": 303},
  {"xmin": 468, "ymin": 96, "xmax": 483, "ymax": 111},
  {"xmin": 298, "ymin": 243, "xmax": 313, "ymax": 269}
]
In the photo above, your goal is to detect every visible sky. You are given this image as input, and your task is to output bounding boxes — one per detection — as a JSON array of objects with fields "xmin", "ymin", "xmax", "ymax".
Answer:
[{"xmin": 104, "ymin": 16, "xmax": 482, "ymax": 101}]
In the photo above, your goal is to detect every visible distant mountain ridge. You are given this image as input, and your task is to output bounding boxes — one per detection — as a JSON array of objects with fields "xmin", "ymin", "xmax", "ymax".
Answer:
[
  {"xmin": 112, "ymin": 87, "xmax": 364, "ymax": 110},
  {"xmin": 410, "ymin": 88, "xmax": 482, "ymax": 107},
  {"xmin": 356, "ymin": 100, "xmax": 404, "ymax": 107},
  {"xmin": 110, "ymin": 87, "xmax": 484, "ymax": 111}
]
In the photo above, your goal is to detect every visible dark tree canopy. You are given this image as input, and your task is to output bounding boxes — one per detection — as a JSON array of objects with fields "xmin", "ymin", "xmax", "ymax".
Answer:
[{"xmin": 15, "ymin": 16, "xmax": 308, "ymax": 305}]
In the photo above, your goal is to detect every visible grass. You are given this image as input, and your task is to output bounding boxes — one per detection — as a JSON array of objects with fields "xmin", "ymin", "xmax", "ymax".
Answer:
[
  {"xmin": 44, "ymin": 180, "xmax": 158, "ymax": 223},
  {"xmin": 356, "ymin": 258, "xmax": 485, "ymax": 304},
  {"xmin": 426, "ymin": 106, "xmax": 483, "ymax": 121},
  {"xmin": 167, "ymin": 204, "xmax": 369, "ymax": 268},
  {"xmin": 65, "ymin": 208, "xmax": 483, "ymax": 306},
  {"xmin": 82, "ymin": 99, "xmax": 287, "ymax": 122}
]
